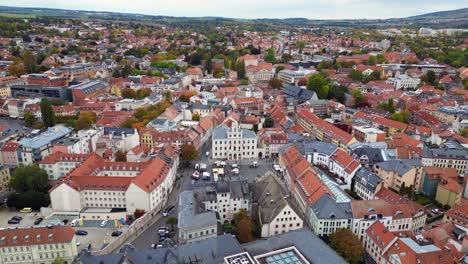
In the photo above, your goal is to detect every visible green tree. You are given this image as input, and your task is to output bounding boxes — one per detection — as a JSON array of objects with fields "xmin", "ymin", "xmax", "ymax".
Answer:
[
  {"xmin": 52, "ymin": 257, "xmax": 65, "ymax": 264},
  {"xmin": 367, "ymin": 55, "xmax": 377, "ymax": 65},
  {"xmin": 348, "ymin": 69, "xmax": 363, "ymax": 81},
  {"xmin": 378, "ymin": 98, "xmax": 395, "ymax": 113},
  {"xmin": 268, "ymin": 77, "xmax": 282, "ymax": 89},
  {"xmin": 192, "ymin": 113, "xmax": 200, "ymax": 121},
  {"xmin": 391, "ymin": 110, "xmax": 411, "ymax": 124},
  {"xmin": 24, "ymin": 112, "xmax": 37, "ymax": 127},
  {"xmin": 264, "ymin": 117, "xmax": 274, "ymax": 128},
  {"xmin": 166, "ymin": 217, "xmax": 178, "ymax": 231},
  {"xmin": 281, "ymin": 53, "xmax": 293, "ymax": 63},
  {"xmin": 351, "ymin": 89, "xmax": 364, "ymax": 106},
  {"xmin": 115, "ymin": 150, "xmax": 127, "ymax": 162},
  {"xmin": 426, "ymin": 70, "xmax": 436, "ymax": 85},
  {"xmin": 307, "ymin": 74, "xmax": 329, "ymax": 99},
  {"xmin": 236, "ymin": 59, "xmax": 246, "ymax": 79},
  {"xmin": 460, "ymin": 129, "xmax": 468, "ymax": 137},
  {"xmin": 296, "ymin": 41, "xmax": 306, "ymax": 53},
  {"xmin": 264, "ymin": 48, "xmax": 277, "ymax": 64},
  {"xmin": 10, "ymin": 165, "xmax": 49, "ymax": 193},
  {"xmin": 180, "ymin": 144, "xmax": 198, "ymax": 161},
  {"xmin": 330, "ymin": 228, "xmax": 364, "ymax": 264},
  {"xmin": 40, "ymin": 98, "xmax": 55, "ymax": 127},
  {"xmin": 22, "ymin": 50, "xmax": 38, "ymax": 73}
]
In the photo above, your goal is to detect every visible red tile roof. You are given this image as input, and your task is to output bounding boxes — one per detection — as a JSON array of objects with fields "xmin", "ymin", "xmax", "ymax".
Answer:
[
  {"xmin": 0, "ymin": 226, "xmax": 75, "ymax": 247},
  {"xmin": 366, "ymin": 221, "xmax": 397, "ymax": 250},
  {"xmin": 1, "ymin": 141, "xmax": 19, "ymax": 152}
]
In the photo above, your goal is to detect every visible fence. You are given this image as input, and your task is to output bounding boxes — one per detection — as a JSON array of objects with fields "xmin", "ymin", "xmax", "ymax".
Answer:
[{"xmin": 89, "ymin": 206, "xmax": 161, "ymax": 255}]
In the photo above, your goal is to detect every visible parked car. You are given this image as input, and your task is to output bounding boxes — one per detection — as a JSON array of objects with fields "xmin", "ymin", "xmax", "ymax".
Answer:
[
  {"xmin": 62, "ymin": 219, "xmax": 69, "ymax": 225},
  {"xmin": 111, "ymin": 231, "xmax": 123, "ymax": 237},
  {"xmin": 431, "ymin": 209, "xmax": 441, "ymax": 215},
  {"xmin": 34, "ymin": 218, "xmax": 43, "ymax": 225},
  {"xmin": 75, "ymin": 230, "xmax": 88, "ymax": 236},
  {"xmin": 11, "ymin": 216, "xmax": 22, "ymax": 221},
  {"xmin": 158, "ymin": 227, "xmax": 169, "ymax": 234},
  {"xmin": 100, "ymin": 220, "xmax": 108, "ymax": 227},
  {"xmin": 163, "ymin": 206, "xmax": 175, "ymax": 217},
  {"xmin": 20, "ymin": 207, "xmax": 32, "ymax": 213},
  {"xmin": 7, "ymin": 219, "xmax": 20, "ymax": 224},
  {"xmin": 71, "ymin": 219, "xmax": 80, "ymax": 227}
]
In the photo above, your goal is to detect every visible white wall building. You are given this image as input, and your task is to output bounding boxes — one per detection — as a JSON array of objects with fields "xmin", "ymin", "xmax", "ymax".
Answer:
[
  {"xmin": 0, "ymin": 226, "xmax": 78, "ymax": 264},
  {"xmin": 50, "ymin": 150, "xmax": 179, "ymax": 218},
  {"xmin": 386, "ymin": 74, "xmax": 421, "ymax": 90},
  {"xmin": 211, "ymin": 120, "xmax": 258, "ymax": 160}
]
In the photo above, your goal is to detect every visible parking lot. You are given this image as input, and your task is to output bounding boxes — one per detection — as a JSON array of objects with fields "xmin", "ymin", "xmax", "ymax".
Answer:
[
  {"xmin": 0, "ymin": 209, "xmax": 123, "ymax": 251},
  {"xmin": 0, "ymin": 117, "xmax": 31, "ymax": 141}
]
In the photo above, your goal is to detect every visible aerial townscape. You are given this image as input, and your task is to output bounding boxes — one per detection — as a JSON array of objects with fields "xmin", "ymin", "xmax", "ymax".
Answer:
[{"xmin": 0, "ymin": 2, "xmax": 466, "ymax": 264}]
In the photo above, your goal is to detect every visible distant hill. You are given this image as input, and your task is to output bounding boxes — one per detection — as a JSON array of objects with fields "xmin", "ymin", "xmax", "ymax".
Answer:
[
  {"xmin": 407, "ymin": 8, "xmax": 468, "ymax": 19},
  {"xmin": 0, "ymin": 5, "xmax": 466, "ymax": 29}
]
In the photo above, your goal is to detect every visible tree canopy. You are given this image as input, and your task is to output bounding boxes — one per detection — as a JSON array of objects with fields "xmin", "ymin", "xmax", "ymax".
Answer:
[
  {"xmin": 40, "ymin": 98, "xmax": 55, "ymax": 127},
  {"xmin": 329, "ymin": 228, "xmax": 364, "ymax": 264}
]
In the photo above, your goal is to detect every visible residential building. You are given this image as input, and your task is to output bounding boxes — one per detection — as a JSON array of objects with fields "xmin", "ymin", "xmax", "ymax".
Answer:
[
  {"xmin": 0, "ymin": 141, "xmax": 19, "ymax": 166},
  {"xmin": 353, "ymin": 125, "xmax": 386, "ymax": 143},
  {"xmin": 257, "ymin": 128, "xmax": 288, "ymax": 158},
  {"xmin": 0, "ymin": 226, "xmax": 78, "ymax": 264},
  {"xmin": 178, "ymin": 190, "xmax": 218, "ymax": 244},
  {"xmin": 353, "ymin": 167, "xmax": 384, "ymax": 200},
  {"xmin": 422, "ymin": 147, "xmax": 468, "ymax": 176},
  {"xmin": 435, "ymin": 178, "xmax": 463, "ymax": 208},
  {"xmin": 96, "ymin": 127, "xmax": 140, "ymax": 152},
  {"xmin": 253, "ymin": 174, "xmax": 303, "ymax": 237},
  {"xmin": 211, "ymin": 119, "xmax": 258, "ymax": 160},
  {"xmin": 351, "ymin": 199, "xmax": 426, "ymax": 241},
  {"xmin": 374, "ymin": 160, "xmax": 424, "ymax": 192},
  {"xmin": 197, "ymin": 180, "xmax": 251, "ymax": 223},
  {"xmin": 18, "ymin": 126, "xmax": 73, "ymax": 165},
  {"xmin": 296, "ymin": 108, "xmax": 356, "ymax": 150},
  {"xmin": 443, "ymin": 202, "xmax": 468, "ymax": 227},
  {"xmin": 0, "ymin": 166, "xmax": 11, "ymax": 194},
  {"xmin": 354, "ymin": 112, "xmax": 408, "ymax": 136},
  {"xmin": 419, "ymin": 166, "xmax": 458, "ymax": 199},
  {"xmin": 308, "ymin": 195, "xmax": 353, "ymax": 237}
]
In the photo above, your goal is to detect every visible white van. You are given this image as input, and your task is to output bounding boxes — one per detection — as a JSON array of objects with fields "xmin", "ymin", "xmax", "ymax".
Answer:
[{"xmin": 71, "ymin": 219, "xmax": 80, "ymax": 227}]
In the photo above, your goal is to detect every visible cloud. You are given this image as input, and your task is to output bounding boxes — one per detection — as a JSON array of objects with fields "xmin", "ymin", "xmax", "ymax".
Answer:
[{"xmin": 1, "ymin": 0, "xmax": 467, "ymax": 19}]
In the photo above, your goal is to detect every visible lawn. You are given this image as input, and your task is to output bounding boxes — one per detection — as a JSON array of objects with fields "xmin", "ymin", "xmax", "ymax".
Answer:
[{"xmin": 414, "ymin": 194, "xmax": 431, "ymax": 205}]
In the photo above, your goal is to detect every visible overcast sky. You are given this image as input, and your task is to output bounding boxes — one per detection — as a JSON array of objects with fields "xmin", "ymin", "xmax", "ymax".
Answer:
[{"xmin": 2, "ymin": 0, "xmax": 467, "ymax": 19}]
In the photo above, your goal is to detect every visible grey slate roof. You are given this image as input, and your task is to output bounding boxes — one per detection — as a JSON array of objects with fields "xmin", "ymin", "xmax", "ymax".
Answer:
[
  {"xmin": 351, "ymin": 146, "xmax": 387, "ymax": 164},
  {"xmin": 354, "ymin": 167, "xmax": 382, "ymax": 193},
  {"xmin": 254, "ymin": 174, "xmax": 293, "ymax": 224},
  {"xmin": 212, "ymin": 124, "xmax": 257, "ymax": 140},
  {"xmin": 310, "ymin": 194, "xmax": 353, "ymax": 220},
  {"xmin": 74, "ymin": 235, "xmax": 243, "ymax": 264},
  {"xmin": 304, "ymin": 140, "xmax": 338, "ymax": 156},
  {"xmin": 178, "ymin": 190, "xmax": 217, "ymax": 231},
  {"xmin": 423, "ymin": 147, "xmax": 468, "ymax": 160},
  {"xmin": 282, "ymin": 85, "xmax": 316, "ymax": 101},
  {"xmin": 242, "ymin": 228, "xmax": 347, "ymax": 264},
  {"xmin": 375, "ymin": 160, "xmax": 413, "ymax": 175}
]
